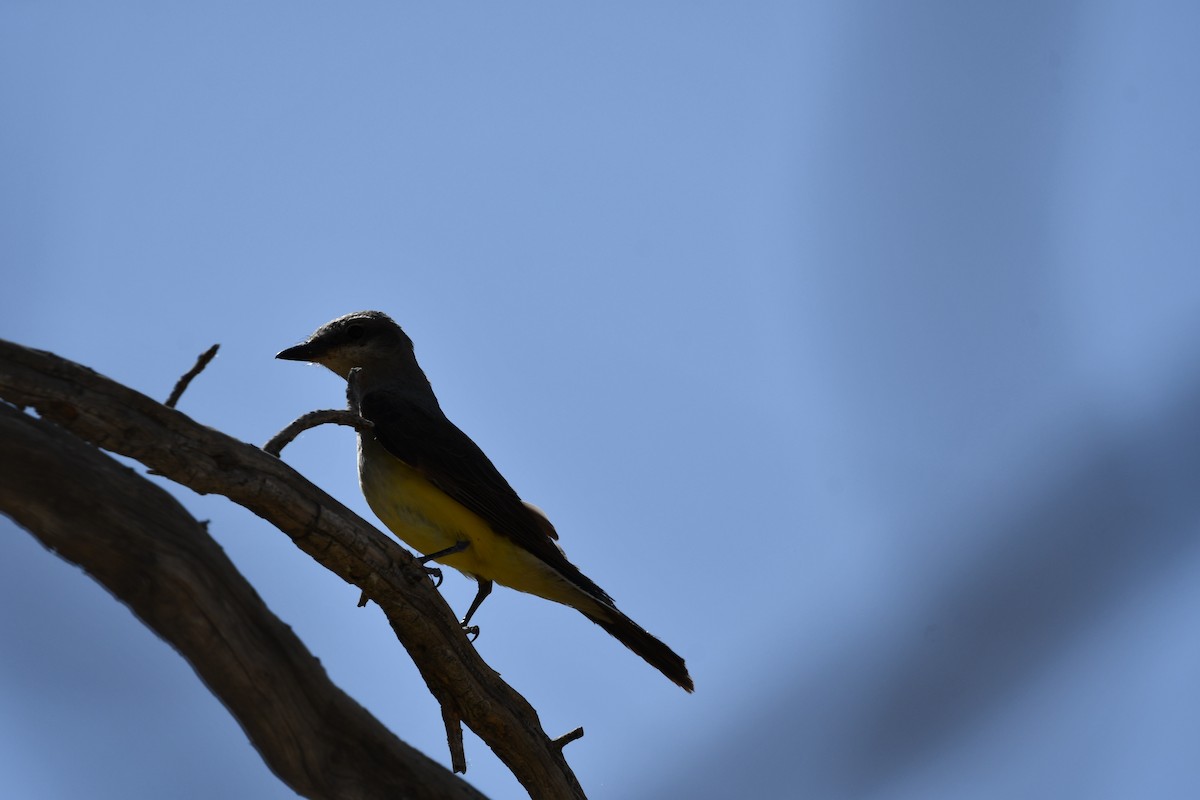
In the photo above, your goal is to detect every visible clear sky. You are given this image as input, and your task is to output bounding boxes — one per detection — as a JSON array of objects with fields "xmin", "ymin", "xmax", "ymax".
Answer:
[{"xmin": 4, "ymin": 2, "xmax": 1200, "ymax": 798}]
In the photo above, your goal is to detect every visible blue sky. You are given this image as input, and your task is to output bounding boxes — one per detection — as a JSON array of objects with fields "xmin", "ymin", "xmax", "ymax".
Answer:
[{"xmin": 4, "ymin": 2, "xmax": 1200, "ymax": 798}]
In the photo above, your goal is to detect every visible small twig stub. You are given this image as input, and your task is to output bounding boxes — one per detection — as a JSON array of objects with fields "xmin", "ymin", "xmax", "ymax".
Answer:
[
  {"xmin": 166, "ymin": 344, "xmax": 219, "ymax": 408},
  {"xmin": 442, "ymin": 705, "xmax": 468, "ymax": 774},
  {"xmin": 552, "ymin": 727, "xmax": 585, "ymax": 750}
]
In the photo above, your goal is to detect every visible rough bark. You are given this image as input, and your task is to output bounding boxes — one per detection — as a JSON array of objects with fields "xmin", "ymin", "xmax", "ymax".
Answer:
[
  {"xmin": 0, "ymin": 338, "xmax": 586, "ymax": 800},
  {"xmin": 0, "ymin": 404, "xmax": 486, "ymax": 800}
]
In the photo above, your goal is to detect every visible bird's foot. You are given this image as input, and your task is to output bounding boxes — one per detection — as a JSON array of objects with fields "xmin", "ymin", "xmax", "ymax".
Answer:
[
  {"xmin": 425, "ymin": 565, "xmax": 444, "ymax": 588},
  {"xmin": 462, "ymin": 623, "xmax": 480, "ymax": 642}
]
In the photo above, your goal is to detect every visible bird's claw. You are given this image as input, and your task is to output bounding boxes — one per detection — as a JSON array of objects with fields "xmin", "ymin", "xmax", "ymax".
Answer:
[
  {"xmin": 425, "ymin": 566, "xmax": 444, "ymax": 588},
  {"xmin": 462, "ymin": 624, "xmax": 480, "ymax": 642}
]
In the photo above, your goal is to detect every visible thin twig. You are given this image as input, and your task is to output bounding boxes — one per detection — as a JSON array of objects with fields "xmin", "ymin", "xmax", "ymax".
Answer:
[
  {"xmin": 263, "ymin": 409, "xmax": 373, "ymax": 456},
  {"xmin": 165, "ymin": 344, "xmax": 219, "ymax": 408},
  {"xmin": 443, "ymin": 704, "xmax": 468, "ymax": 774},
  {"xmin": 551, "ymin": 728, "xmax": 585, "ymax": 751}
]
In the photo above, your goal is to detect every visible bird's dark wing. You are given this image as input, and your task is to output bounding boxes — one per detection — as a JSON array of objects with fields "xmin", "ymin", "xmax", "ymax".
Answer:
[{"xmin": 357, "ymin": 388, "xmax": 613, "ymax": 605}]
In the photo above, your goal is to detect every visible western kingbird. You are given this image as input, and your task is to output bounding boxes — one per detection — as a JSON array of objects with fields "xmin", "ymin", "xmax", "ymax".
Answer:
[{"xmin": 277, "ymin": 311, "xmax": 693, "ymax": 692}]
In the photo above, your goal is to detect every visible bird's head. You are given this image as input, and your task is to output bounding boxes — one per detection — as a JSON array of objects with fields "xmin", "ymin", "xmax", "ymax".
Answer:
[{"xmin": 276, "ymin": 311, "xmax": 413, "ymax": 378}]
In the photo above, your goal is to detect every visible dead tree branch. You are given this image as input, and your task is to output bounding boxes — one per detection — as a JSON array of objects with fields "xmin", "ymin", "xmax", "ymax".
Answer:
[
  {"xmin": 165, "ymin": 343, "xmax": 219, "ymax": 408},
  {"xmin": 0, "ymin": 403, "xmax": 486, "ymax": 800},
  {"xmin": 0, "ymin": 338, "xmax": 586, "ymax": 800},
  {"xmin": 264, "ymin": 409, "xmax": 374, "ymax": 456}
]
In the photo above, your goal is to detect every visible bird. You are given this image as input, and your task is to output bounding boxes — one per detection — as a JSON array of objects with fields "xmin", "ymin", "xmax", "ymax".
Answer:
[{"xmin": 276, "ymin": 311, "xmax": 693, "ymax": 692}]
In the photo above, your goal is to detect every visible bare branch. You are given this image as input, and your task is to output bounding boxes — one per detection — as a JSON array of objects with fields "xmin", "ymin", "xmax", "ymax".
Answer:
[
  {"xmin": 552, "ymin": 728, "xmax": 586, "ymax": 751},
  {"xmin": 165, "ymin": 343, "xmax": 219, "ymax": 408},
  {"xmin": 0, "ymin": 338, "xmax": 587, "ymax": 800},
  {"xmin": 0, "ymin": 404, "xmax": 487, "ymax": 800},
  {"xmin": 264, "ymin": 409, "xmax": 374, "ymax": 456},
  {"xmin": 443, "ymin": 705, "xmax": 468, "ymax": 775}
]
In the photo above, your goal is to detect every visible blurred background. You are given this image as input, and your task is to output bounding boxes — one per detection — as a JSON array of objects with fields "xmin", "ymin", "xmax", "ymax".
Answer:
[{"xmin": 4, "ymin": 2, "xmax": 1200, "ymax": 798}]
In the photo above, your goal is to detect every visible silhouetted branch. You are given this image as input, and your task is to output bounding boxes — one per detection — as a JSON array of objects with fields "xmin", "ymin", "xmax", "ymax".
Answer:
[
  {"xmin": 0, "ymin": 338, "xmax": 587, "ymax": 800},
  {"xmin": 0, "ymin": 403, "xmax": 486, "ymax": 800},
  {"xmin": 165, "ymin": 343, "xmax": 219, "ymax": 408},
  {"xmin": 443, "ymin": 706, "xmax": 468, "ymax": 775},
  {"xmin": 264, "ymin": 409, "xmax": 373, "ymax": 456},
  {"xmin": 552, "ymin": 727, "xmax": 586, "ymax": 751}
]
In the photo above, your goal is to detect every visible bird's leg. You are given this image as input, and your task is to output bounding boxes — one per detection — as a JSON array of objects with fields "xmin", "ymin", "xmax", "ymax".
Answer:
[
  {"xmin": 356, "ymin": 540, "xmax": 470, "ymax": 607},
  {"xmin": 418, "ymin": 540, "xmax": 469, "ymax": 587},
  {"xmin": 420, "ymin": 540, "xmax": 469, "ymax": 562},
  {"xmin": 460, "ymin": 579, "xmax": 493, "ymax": 641}
]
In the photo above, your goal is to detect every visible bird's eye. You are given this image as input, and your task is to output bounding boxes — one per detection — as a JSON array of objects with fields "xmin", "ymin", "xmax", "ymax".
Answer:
[{"xmin": 346, "ymin": 324, "xmax": 365, "ymax": 341}]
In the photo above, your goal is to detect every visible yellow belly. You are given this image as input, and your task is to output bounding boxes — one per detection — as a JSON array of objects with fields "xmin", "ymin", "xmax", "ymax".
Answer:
[{"xmin": 358, "ymin": 437, "xmax": 586, "ymax": 609}]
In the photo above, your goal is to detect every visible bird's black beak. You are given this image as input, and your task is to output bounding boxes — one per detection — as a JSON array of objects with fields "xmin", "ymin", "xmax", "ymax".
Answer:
[{"xmin": 276, "ymin": 342, "xmax": 320, "ymax": 362}]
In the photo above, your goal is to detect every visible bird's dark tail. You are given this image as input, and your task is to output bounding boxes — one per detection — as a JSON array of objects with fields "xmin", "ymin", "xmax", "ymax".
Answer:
[{"xmin": 584, "ymin": 606, "xmax": 694, "ymax": 692}]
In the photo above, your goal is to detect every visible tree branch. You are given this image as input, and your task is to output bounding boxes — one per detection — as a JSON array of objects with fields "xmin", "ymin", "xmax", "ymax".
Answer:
[
  {"xmin": 0, "ymin": 403, "xmax": 486, "ymax": 800},
  {"xmin": 0, "ymin": 338, "xmax": 586, "ymax": 800},
  {"xmin": 165, "ymin": 343, "xmax": 219, "ymax": 408},
  {"xmin": 264, "ymin": 409, "xmax": 374, "ymax": 456}
]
